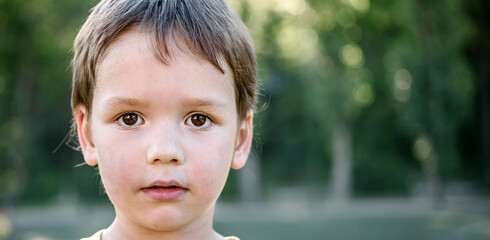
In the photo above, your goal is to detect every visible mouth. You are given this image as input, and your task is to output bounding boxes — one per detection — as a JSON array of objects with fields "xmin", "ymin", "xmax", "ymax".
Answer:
[
  {"xmin": 141, "ymin": 180, "xmax": 189, "ymax": 201},
  {"xmin": 145, "ymin": 185, "xmax": 182, "ymax": 189}
]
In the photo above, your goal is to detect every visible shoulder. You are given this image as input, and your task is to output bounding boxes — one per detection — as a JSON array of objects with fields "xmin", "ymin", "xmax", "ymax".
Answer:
[
  {"xmin": 225, "ymin": 237, "xmax": 240, "ymax": 240},
  {"xmin": 80, "ymin": 229, "xmax": 105, "ymax": 240}
]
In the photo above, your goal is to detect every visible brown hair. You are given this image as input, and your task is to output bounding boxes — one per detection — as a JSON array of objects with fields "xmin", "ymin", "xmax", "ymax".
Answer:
[{"xmin": 70, "ymin": 0, "xmax": 257, "ymax": 125}]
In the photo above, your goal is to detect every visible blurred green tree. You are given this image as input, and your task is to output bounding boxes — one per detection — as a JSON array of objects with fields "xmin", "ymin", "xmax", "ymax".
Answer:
[
  {"xmin": 0, "ymin": 0, "xmax": 487, "ymax": 204},
  {"xmin": 230, "ymin": 0, "xmax": 487, "ymax": 200},
  {"xmin": 0, "ymin": 0, "xmax": 101, "ymax": 204}
]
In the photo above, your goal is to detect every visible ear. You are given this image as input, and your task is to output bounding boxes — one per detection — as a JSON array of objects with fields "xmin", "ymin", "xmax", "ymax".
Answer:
[
  {"xmin": 75, "ymin": 104, "xmax": 98, "ymax": 166},
  {"xmin": 231, "ymin": 110, "xmax": 254, "ymax": 170}
]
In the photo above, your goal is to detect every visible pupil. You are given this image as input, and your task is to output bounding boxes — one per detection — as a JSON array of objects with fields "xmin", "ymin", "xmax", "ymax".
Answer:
[
  {"xmin": 191, "ymin": 115, "xmax": 206, "ymax": 126},
  {"xmin": 123, "ymin": 114, "xmax": 138, "ymax": 125}
]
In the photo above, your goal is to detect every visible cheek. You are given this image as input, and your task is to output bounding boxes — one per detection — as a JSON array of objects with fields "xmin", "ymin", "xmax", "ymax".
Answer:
[
  {"xmin": 98, "ymin": 147, "xmax": 132, "ymax": 186},
  {"xmin": 190, "ymin": 159, "xmax": 230, "ymax": 200},
  {"xmin": 188, "ymin": 138, "xmax": 235, "ymax": 194},
  {"xmin": 94, "ymin": 132, "xmax": 143, "ymax": 191}
]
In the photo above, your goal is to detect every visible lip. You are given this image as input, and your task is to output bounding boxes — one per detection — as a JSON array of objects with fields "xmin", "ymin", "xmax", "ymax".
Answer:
[{"xmin": 141, "ymin": 180, "xmax": 189, "ymax": 201}]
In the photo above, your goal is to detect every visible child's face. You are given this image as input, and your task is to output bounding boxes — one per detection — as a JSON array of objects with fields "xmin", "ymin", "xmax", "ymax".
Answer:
[{"xmin": 75, "ymin": 30, "xmax": 253, "ymax": 234}]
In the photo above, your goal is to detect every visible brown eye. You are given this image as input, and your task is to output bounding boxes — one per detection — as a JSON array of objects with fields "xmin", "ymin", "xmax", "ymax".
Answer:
[
  {"xmin": 118, "ymin": 113, "xmax": 142, "ymax": 127},
  {"xmin": 186, "ymin": 114, "xmax": 212, "ymax": 129},
  {"xmin": 191, "ymin": 114, "xmax": 207, "ymax": 126}
]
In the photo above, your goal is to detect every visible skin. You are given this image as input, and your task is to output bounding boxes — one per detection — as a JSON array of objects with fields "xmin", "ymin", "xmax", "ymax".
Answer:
[{"xmin": 75, "ymin": 29, "xmax": 254, "ymax": 240}]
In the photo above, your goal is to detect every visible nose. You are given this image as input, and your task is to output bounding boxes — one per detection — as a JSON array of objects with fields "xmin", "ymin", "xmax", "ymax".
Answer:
[{"xmin": 145, "ymin": 124, "xmax": 184, "ymax": 165}]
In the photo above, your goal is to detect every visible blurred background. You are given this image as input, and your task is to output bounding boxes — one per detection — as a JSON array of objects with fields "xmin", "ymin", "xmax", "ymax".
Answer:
[{"xmin": 0, "ymin": 0, "xmax": 489, "ymax": 239}]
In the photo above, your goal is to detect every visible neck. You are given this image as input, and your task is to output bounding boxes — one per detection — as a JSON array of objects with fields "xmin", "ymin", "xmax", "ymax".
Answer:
[{"xmin": 102, "ymin": 207, "xmax": 223, "ymax": 240}]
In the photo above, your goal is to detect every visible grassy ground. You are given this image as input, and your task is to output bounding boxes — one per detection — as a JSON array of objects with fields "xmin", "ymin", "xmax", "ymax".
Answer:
[{"xmin": 4, "ymin": 197, "xmax": 490, "ymax": 240}]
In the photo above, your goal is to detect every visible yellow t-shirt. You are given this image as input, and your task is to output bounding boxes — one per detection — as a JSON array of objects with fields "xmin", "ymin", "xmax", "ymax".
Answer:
[{"xmin": 81, "ymin": 230, "xmax": 240, "ymax": 240}]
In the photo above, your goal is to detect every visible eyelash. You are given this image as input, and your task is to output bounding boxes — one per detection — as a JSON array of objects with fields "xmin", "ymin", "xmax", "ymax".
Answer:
[
  {"xmin": 185, "ymin": 113, "xmax": 214, "ymax": 130},
  {"xmin": 115, "ymin": 112, "xmax": 214, "ymax": 130},
  {"xmin": 116, "ymin": 112, "xmax": 144, "ymax": 128}
]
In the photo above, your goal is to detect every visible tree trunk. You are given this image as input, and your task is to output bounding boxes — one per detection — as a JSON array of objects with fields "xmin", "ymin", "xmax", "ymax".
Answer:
[{"xmin": 330, "ymin": 121, "xmax": 352, "ymax": 201}]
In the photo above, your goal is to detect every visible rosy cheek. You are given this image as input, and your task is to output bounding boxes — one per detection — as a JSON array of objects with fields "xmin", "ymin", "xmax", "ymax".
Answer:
[
  {"xmin": 189, "ymin": 157, "xmax": 212, "ymax": 185},
  {"xmin": 98, "ymin": 142, "xmax": 140, "ymax": 188},
  {"xmin": 189, "ymin": 150, "xmax": 230, "ymax": 195}
]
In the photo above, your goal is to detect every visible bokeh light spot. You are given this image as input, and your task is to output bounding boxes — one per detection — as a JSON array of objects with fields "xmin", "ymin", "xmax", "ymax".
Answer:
[
  {"xmin": 413, "ymin": 136, "xmax": 432, "ymax": 161},
  {"xmin": 394, "ymin": 69, "xmax": 412, "ymax": 89},
  {"xmin": 348, "ymin": 0, "xmax": 370, "ymax": 13},
  {"xmin": 340, "ymin": 44, "xmax": 364, "ymax": 68},
  {"xmin": 278, "ymin": 25, "xmax": 319, "ymax": 63},
  {"xmin": 300, "ymin": 7, "xmax": 319, "ymax": 27},
  {"xmin": 353, "ymin": 82, "xmax": 375, "ymax": 106},
  {"xmin": 393, "ymin": 87, "xmax": 411, "ymax": 102},
  {"xmin": 318, "ymin": 9, "xmax": 336, "ymax": 31},
  {"xmin": 280, "ymin": 0, "xmax": 306, "ymax": 16},
  {"xmin": 226, "ymin": 0, "xmax": 242, "ymax": 13},
  {"xmin": 393, "ymin": 69, "xmax": 412, "ymax": 102}
]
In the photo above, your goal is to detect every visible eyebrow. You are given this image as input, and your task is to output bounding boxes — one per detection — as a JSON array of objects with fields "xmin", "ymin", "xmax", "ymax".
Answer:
[
  {"xmin": 103, "ymin": 97, "xmax": 149, "ymax": 110},
  {"xmin": 183, "ymin": 98, "xmax": 229, "ymax": 109},
  {"xmin": 103, "ymin": 97, "xmax": 229, "ymax": 110}
]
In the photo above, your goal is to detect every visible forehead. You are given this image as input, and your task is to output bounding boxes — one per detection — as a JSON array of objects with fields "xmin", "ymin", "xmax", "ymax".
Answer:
[
  {"xmin": 99, "ymin": 28, "xmax": 227, "ymax": 72},
  {"xmin": 97, "ymin": 28, "xmax": 234, "ymax": 85},
  {"xmin": 93, "ymin": 29, "xmax": 235, "ymax": 110}
]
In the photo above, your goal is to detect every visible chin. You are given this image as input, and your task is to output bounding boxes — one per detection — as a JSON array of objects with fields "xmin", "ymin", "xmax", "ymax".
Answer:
[
  {"xmin": 140, "ymin": 213, "xmax": 196, "ymax": 232},
  {"xmin": 145, "ymin": 221, "xmax": 192, "ymax": 233}
]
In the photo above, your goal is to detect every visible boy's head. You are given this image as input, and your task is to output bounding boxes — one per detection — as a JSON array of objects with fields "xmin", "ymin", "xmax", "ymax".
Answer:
[
  {"xmin": 70, "ymin": 0, "xmax": 257, "ymax": 237},
  {"xmin": 71, "ymin": 0, "xmax": 257, "ymax": 121}
]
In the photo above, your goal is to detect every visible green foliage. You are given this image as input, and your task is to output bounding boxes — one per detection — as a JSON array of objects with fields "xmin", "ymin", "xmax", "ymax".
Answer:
[
  {"xmin": 0, "ymin": 0, "xmax": 487, "ymax": 203},
  {"xmin": 239, "ymin": 0, "xmax": 488, "ymax": 196},
  {"xmin": 0, "ymin": 0, "xmax": 100, "ymax": 204}
]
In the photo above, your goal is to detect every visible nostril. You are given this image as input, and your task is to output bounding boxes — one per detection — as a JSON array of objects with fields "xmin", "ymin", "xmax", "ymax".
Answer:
[
  {"xmin": 170, "ymin": 159, "xmax": 180, "ymax": 164},
  {"xmin": 148, "ymin": 158, "xmax": 182, "ymax": 164},
  {"xmin": 146, "ymin": 144, "xmax": 184, "ymax": 164}
]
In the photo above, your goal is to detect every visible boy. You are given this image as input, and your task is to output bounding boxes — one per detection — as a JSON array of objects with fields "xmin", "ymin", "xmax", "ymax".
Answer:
[{"xmin": 71, "ymin": 0, "xmax": 258, "ymax": 239}]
